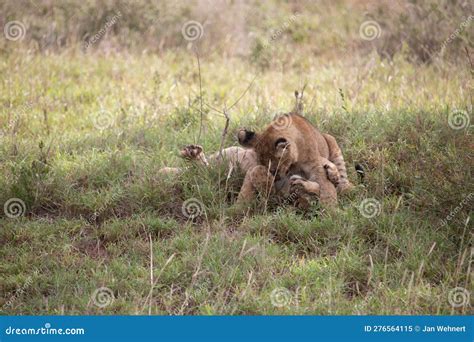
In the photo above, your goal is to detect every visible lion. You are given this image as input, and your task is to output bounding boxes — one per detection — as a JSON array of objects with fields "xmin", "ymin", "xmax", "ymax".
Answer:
[
  {"xmin": 159, "ymin": 143, "xmax": 343, "ymax": 210},
  {"xmin": 237, "ymin": 112, "xmax": 353, "ymax": 206}
]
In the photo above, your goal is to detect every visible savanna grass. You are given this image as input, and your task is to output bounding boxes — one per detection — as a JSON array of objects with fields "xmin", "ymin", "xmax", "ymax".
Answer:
[{"xmin": 0, "ymin": 36, "xmax": 472, "ymax": 315}]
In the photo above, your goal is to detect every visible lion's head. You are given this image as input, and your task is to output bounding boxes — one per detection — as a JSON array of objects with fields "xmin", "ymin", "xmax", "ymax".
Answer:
[{"xmin": 237, "ymin": 121, "xmax": 298, "ymax": 178}]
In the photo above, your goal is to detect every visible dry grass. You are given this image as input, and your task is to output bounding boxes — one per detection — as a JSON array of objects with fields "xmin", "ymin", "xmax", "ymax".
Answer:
[{"xmin": 0, "ymin": 0, "xmax": 472, "ymax": 315}]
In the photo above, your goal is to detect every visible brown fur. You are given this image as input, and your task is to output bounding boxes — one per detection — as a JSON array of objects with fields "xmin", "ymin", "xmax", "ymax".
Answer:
[
  {"xmin": 238, "ymin": 113, "xmax": 353, "ymax": 206},
  {"xmin": 159, "ymin": 143, "xmax": 341, "ymax": 209}
]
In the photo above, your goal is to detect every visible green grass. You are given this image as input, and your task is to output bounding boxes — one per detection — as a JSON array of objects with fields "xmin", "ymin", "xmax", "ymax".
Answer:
[{"xmin": 0, "ymin": 50, "xmax": 472, "ymax": 315}]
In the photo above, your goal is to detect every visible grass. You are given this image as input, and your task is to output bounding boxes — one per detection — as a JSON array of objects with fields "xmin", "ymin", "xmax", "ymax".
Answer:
[{"xmin": 0, "ymin": 47, "xmax": 472, "ymax": 315}]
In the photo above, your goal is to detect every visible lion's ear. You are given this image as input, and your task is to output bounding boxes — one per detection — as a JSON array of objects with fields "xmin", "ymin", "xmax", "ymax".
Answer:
[
  {"xmin": 237, "ymin": 129, "xmax": 258, "ymax": 148},
  {"xmin": 275, "ymin": 138, "xmax": 290, "ymax": 150},
  {"xmin": 274, "ymin": 138, "xmax": 290, "ymax": 157}
]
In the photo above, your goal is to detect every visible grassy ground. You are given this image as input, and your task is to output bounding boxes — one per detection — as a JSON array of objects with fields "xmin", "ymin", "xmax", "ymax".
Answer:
[{"xmin": 0, "ymin": 45, "xmax": 472, "ymax": 314}]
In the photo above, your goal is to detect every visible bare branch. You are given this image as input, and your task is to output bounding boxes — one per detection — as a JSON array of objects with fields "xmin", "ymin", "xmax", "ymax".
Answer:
[
  {"xmin": 464, "ymin": 47, "xmax": 473, "ymax": 107},
  {"xmin": 228, "ymin": 75, "xmax": 257, "ymax": 111},
  {"xmin": 218, "ymin": 107, "xmax": 230, "ymax": 159},
  {"xmin": 194, "ymin": 46, "xmax": 204, "ymax": 143},
  {"xmin": 203, "ymin": 102, "xmax": 226, "ymax": 115},
  {"xmin": 294, "ymin": 83, "xmax": 307, "ymax": 114},
  {"xmin": 464, "ymin": 47, "xmax": 473, "ymax": 75}
]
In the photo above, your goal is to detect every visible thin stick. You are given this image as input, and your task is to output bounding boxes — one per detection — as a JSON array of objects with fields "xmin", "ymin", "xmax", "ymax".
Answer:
[
  {"xmin": 203, "ymin": 102, "xmax": 226, "ymax": 115},
  {"xmin": 367, "ymin": 254, "xmax": 374, "ymax": 287},
  {"xmin": 179, "ymin": 230, "xmax": 210, "ymax": 314},
  {"xmin": 188, "ymin": 101, "xmax": 226, "ymax": 117},
  {"xmin": 218, "ymin": 108, "xmax": 230, "ymax": 159},
  {"xmin": 195, "ymin": 47, "xmax": 204, "ymax": 143},
  {"xmin": 300, "ymin": 83, "xmax": 307, "ymax": 98},
  {"xmin": 307, "ymin": 92, "xmax": 317, "ymax": 114},
  {"xmin": 148, "ymin": 233, "xmax": 153, "ymax": 315},
  {"xmin": 216, "ymin": 106, "xmax": 230, "ymax": 220},
  {"xmin": 201, "ymin": 75, "xmax": 255, "ymax": 115},
  {"xmin": 464, "ymin": 47, "xmax": 473, "ymax": 107},
  {"xmin": 464, "ymin": 47, "xmax": 473, "ymax": 73},
  {"xmin": 296, "ymin": 83, "xmax": 307, "ymax": 110},
  {"xmin": 142, "ymin": 253, "xmax": 176, "ymax": 313},
  {"xmin": 294, "ymin": 83, "xmax": 307, "ymax": 114},
  {"xmin": 227, "ymin": 76, "xmax": 257, "ymax": 111}
]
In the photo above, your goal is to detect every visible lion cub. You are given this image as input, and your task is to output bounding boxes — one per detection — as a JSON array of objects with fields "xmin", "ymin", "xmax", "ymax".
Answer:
[
  {"xmin": 160, "ymin": 144, "xmax": 342, "ymax": 209},
  {"xmin": 238, "ymin": 113, "xmax": 353, "ymax": 206}
]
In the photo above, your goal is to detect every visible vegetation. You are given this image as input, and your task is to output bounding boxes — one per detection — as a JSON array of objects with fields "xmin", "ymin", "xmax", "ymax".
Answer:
[{"xmin": 0, "ymin": 0, "xmax": 472, "ymax": 315}]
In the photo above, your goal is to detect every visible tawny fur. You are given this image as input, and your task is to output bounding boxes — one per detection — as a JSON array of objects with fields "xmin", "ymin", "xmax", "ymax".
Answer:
[
  {"xmin": 159, "ymin": 145, "xmax": 258, "ymax": 175},
  {"xmin": 158, "ymin": 144, "xmax": 340, "ymax": 209},
  {"xmin": 238, "ymin": 113, "xmax": 353, "ymax": 206}
]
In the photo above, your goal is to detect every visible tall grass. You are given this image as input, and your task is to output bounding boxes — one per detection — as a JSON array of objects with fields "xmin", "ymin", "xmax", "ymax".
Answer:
[
  {"xmin": 1, "ymin": 0, "xmax": 472, "ymax": 62},
  {"xmin": 0, "ymin": 0, "xmax": 472, "ymax": 315}
]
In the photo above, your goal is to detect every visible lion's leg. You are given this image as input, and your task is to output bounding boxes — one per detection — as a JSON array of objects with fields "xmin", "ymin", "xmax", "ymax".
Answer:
[
  {"xmin": 287, "ymin": 175, "xmax": 319, "ymax": 210},
  {"xmin": 304, "ymin": 161, "xmax": 337, "ymax": 206},
  {"xmin": 236, "ymin": 165, "xmax": 273, "ymax": 203},
  {"xmin": 208, "ymin": 147, "xmax": 258, "ymax": 174},
  {"xmin": 158, "ymin": 145, "xmax": 208, "ymax": 175},
  {"xmin": 323, "ymin": 133, "xmax": 354, "ymax": 194},
  {"xmin": 289, "ymin": 175, "xmax": 320, "ymax": 195},
  {"xmin": 320, "ymin": 157, "xmax": 340, "ymax": 186}
]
